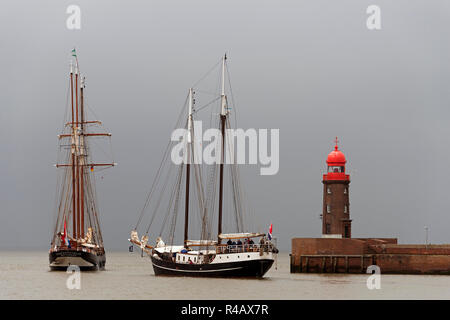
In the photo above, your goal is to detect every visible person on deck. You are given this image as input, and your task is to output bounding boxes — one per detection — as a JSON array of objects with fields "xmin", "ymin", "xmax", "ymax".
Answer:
[
  {"xmin": 259, "ymin": 236, "xmax": 265, "ymax": 248},
  {"xmin": 226, "ymin": 239, "xmax": 232, "ymax": 253},
  {"xmin": 236, "ymin": 239, "xmax": 243, "ymax": 252},
  {"xmin": 231, "ymin": 241, "xmax": 236, "ymax": 252},
  {"xmin": 248, "ymin": 238, "xmax": 255, "ymax": 251},
  {"xmin": 244, "ymin": 238, "xmax": 249, "ymax": 251}
]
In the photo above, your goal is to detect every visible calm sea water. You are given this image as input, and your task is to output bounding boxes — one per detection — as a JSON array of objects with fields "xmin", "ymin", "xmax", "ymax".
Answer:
[{"xmin": 1, "ymin": 251, "xmax": 449, "ymax": 299}]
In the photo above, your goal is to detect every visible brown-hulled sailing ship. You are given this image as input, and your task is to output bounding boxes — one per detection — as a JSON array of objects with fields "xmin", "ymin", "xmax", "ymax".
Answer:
[
  {"xmin": 129, "ymin": 55, "xmax": 278, "ymax": 277},
  {"xmin": 49, "ymin": 49, "xmax": 116, "ymax": 271}
]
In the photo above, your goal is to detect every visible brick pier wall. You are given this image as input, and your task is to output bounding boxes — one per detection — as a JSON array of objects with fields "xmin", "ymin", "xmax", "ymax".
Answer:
[{"xmin": 291, "ymin": 238, "xmax": 450, "ymax": 275}]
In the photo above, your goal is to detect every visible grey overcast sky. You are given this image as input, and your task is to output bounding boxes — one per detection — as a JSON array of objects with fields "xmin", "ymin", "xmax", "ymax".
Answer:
[{"xmin": 1, "ymin": 0, "xmax": 450, "ymax": 251}]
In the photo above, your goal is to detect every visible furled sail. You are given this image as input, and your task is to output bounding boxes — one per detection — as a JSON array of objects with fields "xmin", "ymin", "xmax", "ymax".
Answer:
[
  {"xmin": 219, "ymin": 233, "xmax": 265, "ymax": 240},
  {"xmin": 185, "ymin": 240, "xmax": 218, "ymax": 246}
]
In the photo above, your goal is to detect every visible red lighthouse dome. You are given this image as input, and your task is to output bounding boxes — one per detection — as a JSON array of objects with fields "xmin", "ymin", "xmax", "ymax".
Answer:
[
  {"xmin": 324, "ymin": 137, "xmax": 349, "ymax": 181},
  {"xmin": 326, "ymin": 145, "xmax": 346, "ymax": 166}
]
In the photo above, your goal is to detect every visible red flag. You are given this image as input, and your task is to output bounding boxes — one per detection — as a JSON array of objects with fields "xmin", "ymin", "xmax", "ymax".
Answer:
[
  {"xmin": 268, "ymin": 223, "xmax": 273, "ymax": 240},
  {"xmin": 61, "ymin": 218, "xmax": 67, "ymax": 245}
]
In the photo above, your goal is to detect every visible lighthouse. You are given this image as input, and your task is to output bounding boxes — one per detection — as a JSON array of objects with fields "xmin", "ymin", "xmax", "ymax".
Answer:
[
  {"xmin": 291, "ymin": 138, "xmax": 450, "ymax": 275},
  {"xmin": 322, "ymin": 137, "xmax": 351, "ymax": 238}
]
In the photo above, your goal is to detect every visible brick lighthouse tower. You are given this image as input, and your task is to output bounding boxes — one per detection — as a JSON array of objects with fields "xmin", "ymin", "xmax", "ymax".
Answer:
[{"xmin": 322, "ymin": 137, "xmax": 352, "ymax": 238}]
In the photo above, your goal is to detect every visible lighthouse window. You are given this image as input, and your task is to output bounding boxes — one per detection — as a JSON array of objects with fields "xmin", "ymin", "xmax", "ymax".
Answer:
[
  {"xmin": 344, "ymin": 188, "xmax": 347, "ymax": 194},
  {"xmin": 329, "ymin": 166, "xmax": 341, "ymax": 173},
  {"xmin": 326, "ymin": 224, "xmax": 331, "ymax": 234},
  {"xmin": 344, "ymin": 205, "xmax": 347, "ymax": 213},
  {"xmin": 327, "ymin": 187, "xmax": 331, "ymax": 194},
  {"xmin": 326, "ymin": 205, "xmax": 331, "ymax": 213}
]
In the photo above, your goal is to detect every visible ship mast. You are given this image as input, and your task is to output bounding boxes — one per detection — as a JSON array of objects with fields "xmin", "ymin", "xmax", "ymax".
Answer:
[
  {"xmin": 218, "ymin": 54, "xmax": 228, "ymax": 244},
  {"xmin": 58, "ymin": 49, "xmax": 116, "ymax": 245},
  {"xmin": 75, "ymin": 62, "xmax": 81, "ymax": 241},
  {"xmin": 80, "ymin": 75, "xmax": 85, "ymax": 238},
  {"xmin": 70, "ymin": 61, "xmax": 77, "ymax": 239},
  {"xmin": 184, "ymin": 88, "xmax": 194, "ymax": 245}
]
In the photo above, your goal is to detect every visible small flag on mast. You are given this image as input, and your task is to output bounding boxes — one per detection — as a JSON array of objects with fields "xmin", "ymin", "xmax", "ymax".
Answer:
[
  {"xmin": 71, "ymin": 48, "xmax": 77, "ymax": 57},
  {"xmin": 61, "ymin": 217, "xmax": 69, "ymax": 246},
  {"xmin": 61, "ymin": 219, "xmax": 66, "ymax": 244},
  {"xmin": 268, "ymin": 223, "xmax": 273, "ymax": 240}
]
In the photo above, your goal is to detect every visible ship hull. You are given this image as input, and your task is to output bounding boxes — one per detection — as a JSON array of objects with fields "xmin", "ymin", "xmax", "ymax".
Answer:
[
  {"xmin": 150, "ymin": 254, "xmax": 274, "ymax": 278},
  {"xmin": 49, "ymin": 250, "xmax": 106, "ymax": 271}
]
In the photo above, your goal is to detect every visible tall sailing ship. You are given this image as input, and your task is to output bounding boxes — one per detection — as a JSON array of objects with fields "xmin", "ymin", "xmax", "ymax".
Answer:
[
  {"xmin": 129, "ymin": 55, "xmax": 278, "ymax": 277},
  {"xmin": 49, "ymin": 49, "xmax": 116, "ymax": 271}
]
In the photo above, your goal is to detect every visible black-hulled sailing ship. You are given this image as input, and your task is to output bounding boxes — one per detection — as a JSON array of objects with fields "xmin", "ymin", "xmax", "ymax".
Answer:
[
  {"xmin": 49, "ymin": 49, "xmax": 116, "ymax": 271},
  {"xmin": 129, "ymin": 55, "xmax": 278, "ymax": 277}
]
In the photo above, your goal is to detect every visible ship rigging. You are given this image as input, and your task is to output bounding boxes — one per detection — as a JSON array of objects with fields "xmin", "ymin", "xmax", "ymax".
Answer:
[
  {"xmin": 49, "ymin": 49, "xmax": 116, "ymax": 271},
  {"xmin": 130, "ymin": 55, "xmax": 278, "ymax": 277}
]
